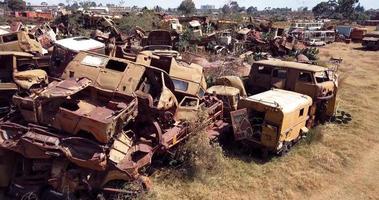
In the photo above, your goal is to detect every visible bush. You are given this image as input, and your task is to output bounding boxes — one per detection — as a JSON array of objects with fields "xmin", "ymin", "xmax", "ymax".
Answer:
[
  {"xmin": 118, "ymin": 11, "xmax": 160, "ymax": 33},
  {"xmin": 175, "ymin": 111, "xmax": 225, "ymax": 180}
]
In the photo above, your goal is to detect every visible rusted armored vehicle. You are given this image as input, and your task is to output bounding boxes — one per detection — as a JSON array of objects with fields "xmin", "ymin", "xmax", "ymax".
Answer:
[
  {"xmin": 58, "ymin": 51, "xmax": 177, "ymax": 111},
  {"xmin": 0, "ymin": 70, "xmax": 224, "ymax": 199},
  {"xmin": 159, "ymin": 18, "xmax": 183, "ymax": 34},
  {"xmin": 0, "ymin": 78, "xmax": 147, "ymax": 199},
  {"xmin": 206, "ymin": 85, "xmax": 240, "ymax": 119},
  {"xmin": 136, "ymin": 51, "xmax": 207, "ymax": 100},
  {"xmin": 188, "ymin": 20, "xmax": 203, "ymax": 38},
  {"xmin": 0, "ymin": 31, "xmax": 47, "ymax": 55},
  {"xmin": 12, "ymin": 78, "xmax": 138, "ymax": 144},
  {"xmin": 0, "ymin": 51, "xmax": 48, "ymax": 114},
  {"xmin": 230, "ymin": 89, "xmax": 312, "ymax": 155},
  {"xmin": 49, "ymin": 37, "xmax": 105, "ymax": 77},
  {"xmin": 142, "ymin": 30, "xmax": 176, "ymax": 51},
  {"xmin": 246, "ymin": 59, "xmax": 338, "ymax": 122},
  {"xmin": 362, "ymin": 31, "xmax": 379, "ymax": 50}
]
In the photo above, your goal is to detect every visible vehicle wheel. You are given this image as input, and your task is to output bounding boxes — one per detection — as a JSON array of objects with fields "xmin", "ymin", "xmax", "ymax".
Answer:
[
  {"xmin": 279, "ymin": 142, "xmax": 291, "ymax": 156},
  {"xmin": 261, "ymin": 149, "xmax": 269, "ymax": 161}
]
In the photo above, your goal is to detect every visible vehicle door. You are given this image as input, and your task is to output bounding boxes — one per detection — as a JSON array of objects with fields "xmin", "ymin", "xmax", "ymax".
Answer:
[
  {"xmin": 230, "ymin": 108, "xmax": 254, "ymax": 141},
  {"xmin": 271, "ymin": 68, "xmax": 287, "ymax": 89},
  {"xmin": 249, "ymin": 64, "xmax": 273, "ymax": 92},
  {"xmin": 175, "ymin": 96, "xmax": 200, "ymax": 121},
  {"xmin": 294, "ymin": 71, "xmax": 318, "ymax": 99},
  {"xmin": 96, "ymin": 59, "xmax": 127, "ymax": 91},
  {"xmin": 0, "ymin": 55, "xmax": 17, "ymax": 91}
]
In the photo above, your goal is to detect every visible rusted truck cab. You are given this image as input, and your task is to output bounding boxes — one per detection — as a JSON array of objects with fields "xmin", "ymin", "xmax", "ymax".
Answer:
[
  {"xmin": 137, "ymin": 50, "xmax": 207, "ymax": 101},
  {"xmin": 61, "ymin": 51, "xmax": 178, "ymax": 111},
  {"xmin": 0, "ymin": 31, "xmax": 46, "ymax": 55},
  {"xmin": 0, "ymin": 51, "xmax": 48, "ymax": 114},
  {"xmin": 230, "ymin": 89, "xmax": 312, "ymax": 154},
  {"xmin": 247, "ymin": 59, "xmax": 338, "ymax": 121},
  {"xmin": 12, "ymin": 78, "xmax": 138, "ymax": 144},
  {"xmin": 362, "ymin": 31, "xmax": 379, "ymax": 50},
  {"xmin": 206, "ymin": 85, "xmax": 240, "ymax": 119},
  {"xmin": 49, "ymin": 37, "xmax": 106, "ymax": 77}
]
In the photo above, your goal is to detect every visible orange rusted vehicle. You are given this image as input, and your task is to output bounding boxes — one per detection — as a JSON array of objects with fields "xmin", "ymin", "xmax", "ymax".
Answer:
[{"xmin": 0, "ymin": 51, "xmax": 225, "ymax": 199}]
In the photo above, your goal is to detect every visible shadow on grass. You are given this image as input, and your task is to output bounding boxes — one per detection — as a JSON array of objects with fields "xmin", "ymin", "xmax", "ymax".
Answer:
[{"xmin": 353, "ymin": 47, "xmax": 378, "ymax": 51}]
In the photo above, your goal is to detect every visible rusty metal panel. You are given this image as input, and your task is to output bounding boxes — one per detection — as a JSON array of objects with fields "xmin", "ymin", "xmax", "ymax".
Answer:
[{"xmin": 230, "ymin": 108, "xmax": 254, "ymax": 141}]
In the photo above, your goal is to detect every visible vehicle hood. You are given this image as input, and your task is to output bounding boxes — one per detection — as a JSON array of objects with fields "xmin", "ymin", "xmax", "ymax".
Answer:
[{"xmin": 13, "ymin": 69, "xmax": 48, "ymax": 89}]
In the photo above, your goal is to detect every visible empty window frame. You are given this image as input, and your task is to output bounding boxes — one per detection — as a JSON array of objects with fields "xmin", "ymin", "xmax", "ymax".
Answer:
[
  {"xmin": 299, "ymin": 108, "xmax": 304, "ymax": 117},
  {"xmin": 272, "ymin": 69, "xmax": 287, "ymax": 79},
  {"xmin": 2, "ymin": 34, "xmax": 18, "ymax": 43},
  {"xmin": 298, "ymin": 72, "xmax": 313, "ymax": 82},
  {"xmin": 105, "ymin": 60, "xmax": 128, "ymax": 72},
  {"xmin": 257, "ymin": 65, "xmax": 272, "ymax": 75},
  {"xmin": 172, "ymin": 79, "xmax": 189, "ymax": 92}
]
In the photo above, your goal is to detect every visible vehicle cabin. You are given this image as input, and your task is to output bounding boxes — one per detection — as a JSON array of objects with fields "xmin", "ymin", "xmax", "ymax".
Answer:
[
  {"xmin": 206, "ymin": 85, "xmax": 240, "ymax": 118},
  {"xmin": 137, "ymin": 50, "xmax": 207, "ymax": 100},
  {"xmin": 62, "ymin": 51, "xmax": 178, "ymax": 111},
  {"xmin": 160, "ymin": 18, "xmax": 183, "ymax": 33},
  {"xmin": 142, "ymin": 30, "xmax": 174, "ymax": 51},
  {"xmin": 0, "ymin": 31, "xmax": 46, "ymax": 55},
  {"xmin": 362, "ymin": 31, "xmax": 379, "ymax": 50},
  {"xmin": 219, "ymin": 30, "xmax": 232, "ymax": 46},
  {"xmin": 50, "ymin": 37, "xmax": 105, "ymax": 77},
  {"xmin": 303, "ymin": 30, "xmax": 335, "ymax": 43},
  {"xmin": 231, "ymin": 89, "xmax": 312, "ymax": 153},
  {"xmin": 290, "ymin": 22, "xmax": 324, "ymax": 31},
  {"xmin": 247, "ymin": 59, "xmax": 338, "ymax": 118},
  {"xmin": 188, "ymin": 20, "xmax": 203, "ymax": 37},
  {"xmin": 0, "ymin": 51, "xmax": 48, "ymax": 112}
]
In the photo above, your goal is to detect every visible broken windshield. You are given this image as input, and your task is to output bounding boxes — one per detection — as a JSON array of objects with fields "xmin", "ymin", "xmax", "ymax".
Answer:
[{"xmin": 315, "ymin": 71, "xmax": 330, "ymax": 83}]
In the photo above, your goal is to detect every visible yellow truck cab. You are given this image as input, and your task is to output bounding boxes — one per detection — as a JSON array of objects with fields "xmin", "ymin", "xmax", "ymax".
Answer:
[
  {"xmin": 137, "ymin": 50, "xmax": 207, "ymax": 100},
  {"xmin": 0, "ymin": 51, "xmax": 48, "ymax": 114},
  {"xmin": 230, "ymin": 89, "xmax": 312, "ymax": 155},
  {"xmin": 0, "ymin": 31, "xmax": 46, "ymax": 55},
  {"xmin": 247, "ymin": 59, "xmax": 338, "ymax": 121},
  {"xmin": 206, "ymin": 85, "xmax": 240, "ymax": 119}
]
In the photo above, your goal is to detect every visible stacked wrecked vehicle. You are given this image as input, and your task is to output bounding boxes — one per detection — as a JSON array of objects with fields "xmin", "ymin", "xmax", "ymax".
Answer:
[
  {"xmin": 0, "ymin": 14, "xmax": 343, "ymax": 199},
  {"xmin": 0, "ymin": 49, "xmax": 225, "ymax": 199}
]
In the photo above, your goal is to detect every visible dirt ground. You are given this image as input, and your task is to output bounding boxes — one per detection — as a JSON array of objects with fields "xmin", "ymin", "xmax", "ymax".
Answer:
[{"xmin": 150, "ymin": 42, "xmax": 379, "ymax": 200}]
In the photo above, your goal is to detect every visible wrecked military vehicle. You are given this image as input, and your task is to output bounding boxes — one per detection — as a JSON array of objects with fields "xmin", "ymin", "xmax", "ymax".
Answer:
[
  {"xmin": 207, "ymin": 61, "xmax": 338, "ymax": 154},
  {"xmin": 230, "ymin": 89, "xmax": 312, "ymax": 155},
  {"xmin": 210, "ymin": 60, "xmax": 339, "ymax": 123},
  {"xmin": 0, "ymin": 78, "xmax": 146, "ymax": 199},
  {"xmin": 362, "ymin": 31, "xmax": 379, "ymax": 50},
  {"xmin": 49, "ymin": 37, "xmax": 106, "ymax": 77},
  {"xmin": 0, "ymin": 51, "xmax": 48, "ymax": 114},
  {"xmin": 246, "ymin": 59, "xmax": 338, "ymax": 123},
  {"xmin": 136, "ymin": 50, "xmax": 207, "ymax": 100},
  {"xmin": 0, "ymin": 51, "xmax": 225, "ymax": 199},
  {"xmin": 0, "ymin": 31, "xmax": 47, "ymax": 55}
]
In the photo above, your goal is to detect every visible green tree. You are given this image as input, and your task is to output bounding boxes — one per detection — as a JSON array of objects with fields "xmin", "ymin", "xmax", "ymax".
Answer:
[
  {"xmin": 313, "ymin": 0, "xmax": 363, "ymax": 20},
  {"xmin": 222, "ymin": 4, "xmax": 231, "ymax": 14},
  {"xmin": 6, "ymin": 0, "xmax": 26, "ymax": 11},
  {"xmin": 337, "ymin": 0, "xmax": 359, "ymax": 19},
  {"xmin": 178, "ymin": 0, "xmax": 195, "ymax": 15},
  {"xmin": 154, "ymin": 5, "xmax": 163, "ymax": 12},
  {"xmin": 312, "ymin": 0, "xmax": 338, "ymax": 18},
  {"xmin": 247, "ymin": 6, "xmax": 258, "ymax": 14}
]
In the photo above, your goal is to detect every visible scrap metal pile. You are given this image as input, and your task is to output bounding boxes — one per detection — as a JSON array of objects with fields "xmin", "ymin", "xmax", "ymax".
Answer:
[{"xmin": 0, "ymin": 13, "xmax": 344, "ymax": 200}]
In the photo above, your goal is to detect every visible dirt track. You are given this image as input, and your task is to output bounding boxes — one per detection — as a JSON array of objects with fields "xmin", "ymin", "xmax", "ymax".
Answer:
[{"xmin": 151, "ymin": 42, "xmax": 379, "ymax": 200}]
